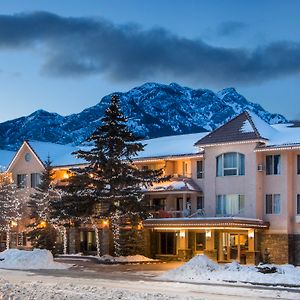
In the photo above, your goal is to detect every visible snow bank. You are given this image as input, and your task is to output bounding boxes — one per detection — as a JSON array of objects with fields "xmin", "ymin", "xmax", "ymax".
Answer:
[
  {"xmin": 97, "ymin": 254, "xmax": 157, "ymax": 263},
  {"xmin": 160, "ymin": 255, "xmax": 300, "ymax": 286},
  {"xmin": 0, "ymin": 249, "xmax": 69, "ymax": 270}
]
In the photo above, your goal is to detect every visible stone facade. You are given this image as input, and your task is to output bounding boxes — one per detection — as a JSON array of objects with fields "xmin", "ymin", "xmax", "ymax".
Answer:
[
  {"xmin": 260, "ymin": 234, "xmax": 292, "ymax": 264},
  {"xmin": 292, "ymin": 235, "xmax": 300, "ymax": 265}
]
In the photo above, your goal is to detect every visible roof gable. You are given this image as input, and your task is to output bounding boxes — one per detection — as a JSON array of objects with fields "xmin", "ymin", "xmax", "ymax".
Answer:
[
  {"xmin": 7, "ymin": 141, "xmax": 45, "ymax": 172},
  {"xmin": 195, "ymin": 111, "xmax": 274, "ymax": 146}
]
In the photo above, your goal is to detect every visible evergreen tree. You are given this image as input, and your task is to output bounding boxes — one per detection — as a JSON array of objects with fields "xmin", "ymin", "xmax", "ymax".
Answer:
[
  {"xmin": 27, "ymin": 157, "xmax": 61, "ymax": 253},
  {"xmin": 0, "ymin": 173, "xmax": 23, "ymax": 249},
  {"xmin": 55, "ymin": 95, "xmax": 164, "ymax": 256}
]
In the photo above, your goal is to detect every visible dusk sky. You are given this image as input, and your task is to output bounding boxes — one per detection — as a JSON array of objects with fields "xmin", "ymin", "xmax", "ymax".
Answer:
[{"xmin": 1, "ymin": 0, "xmax": 300, "ymax": 122}]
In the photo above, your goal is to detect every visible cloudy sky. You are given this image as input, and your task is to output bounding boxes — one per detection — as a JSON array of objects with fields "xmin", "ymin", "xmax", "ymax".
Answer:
[{"xmin": 1, "ymin": 0, "xmax": 300, "ymax": 122}]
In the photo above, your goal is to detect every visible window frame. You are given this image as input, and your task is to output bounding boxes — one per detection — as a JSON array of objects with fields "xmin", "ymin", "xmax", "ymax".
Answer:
[
  {"xmin": 196, "ymin": 160, "xmax": 204, "ymax": 179},
  {"xmin": 31, "ymin": 173, "xmax": 42, "ymax": 188},
  {"xmin": 297, "ymin": 194, "xmax": 300, "ymax": 215},
  {"xmin": 265, "ymin": 194, "xmax": 281, "ymax": 215},
  {"xmin": 266, "ymin": 155, "xmax": 281, "ymax": 175},
  {"xmin": 197, "ymin": 195, "xmax": 204, "ymax": 210},
  {"xmin": 297, "ymin": 155, "xmax": 300, "ymax": 175},
  {"xmin": 216, "ymin": 152, "xmax": 245, "ymax": 177},
  {"xmin": 216, "ymin": 194, "xmax": 245, "ymax": 216},
  {"xmin": 17, "ymin": 174, "xmax": 27, "ymax": 189}
]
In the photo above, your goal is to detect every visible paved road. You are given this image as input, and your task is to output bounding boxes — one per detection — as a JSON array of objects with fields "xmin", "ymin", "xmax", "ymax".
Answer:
[{"xmin": 30, "ymin": 258, "xmax": 183, "ymax": 281}]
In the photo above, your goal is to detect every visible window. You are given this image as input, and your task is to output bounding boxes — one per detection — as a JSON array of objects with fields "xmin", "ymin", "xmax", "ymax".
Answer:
[
  {"xmin": 197, "ymin": 161, "xmax": 204, "ymax": 178},
  {"xmin": 266, "ymin": 155, "xmax": 281, "ymax": 175},
  {"xmin": 297, "ymin": 195, "xmax": 300, "ymax": 215},
  {"xmin": 195, "ymin": 232, "xmax": 206, "ymax": 251},
  {"xmin": 17, "ymin": 174, "xmax": 27, "ymax": 188},
  {"xmin": 297, "ymin": 155, "xmax": 300, "ymax": 175},
  {"xmin": 216, "ymin": 194, "xmax": 245, "ymax": 216},
  {"xmin": 197, "ymin": 196, "xmax": 204, "ymax": 210},
  {"xmin": 216, "ymin": 153, "xmax": 245, "ymax": 176},
  {"xmin": 265, "ymin": 194, "xmax": 281, "ymax": 214},
  {"xmin": 31, "ymin": 173, "xmax": 41, "ymax": 188},
  {"xmin": 182, "ymin": 162, "xmax": 188, "ymax": 177}
]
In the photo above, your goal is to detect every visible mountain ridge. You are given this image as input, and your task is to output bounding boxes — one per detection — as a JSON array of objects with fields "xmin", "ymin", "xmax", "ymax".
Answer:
[{"xmin": 0, "ymin": 82, "xmax": 287, "ymax": 150}]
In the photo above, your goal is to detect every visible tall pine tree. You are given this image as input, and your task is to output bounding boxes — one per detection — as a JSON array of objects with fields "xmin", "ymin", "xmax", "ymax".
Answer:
[{"xmin": 56, "ymin": 95, "xmax": 163, "ymax": 256}]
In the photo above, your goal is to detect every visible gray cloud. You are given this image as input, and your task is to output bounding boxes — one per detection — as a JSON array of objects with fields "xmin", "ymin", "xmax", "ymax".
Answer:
[
  {"xmin": 216, "ymin": 21, "xmax": 248, "ymax": 37},
  {"xmin": 1, "ymin": 12, "xmax": 300, "ymax": 85}
]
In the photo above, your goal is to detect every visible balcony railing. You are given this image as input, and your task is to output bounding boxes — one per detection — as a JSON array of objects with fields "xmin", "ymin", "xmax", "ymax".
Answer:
[{"xmin": 149, "ymin": 209, "xmax": 206, "ymax": 219}]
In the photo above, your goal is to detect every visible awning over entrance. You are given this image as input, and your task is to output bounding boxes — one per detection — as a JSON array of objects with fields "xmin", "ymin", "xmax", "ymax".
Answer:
[{"xmin": 143, "ymin": 217, "xmax": 269, "ymax": 229}]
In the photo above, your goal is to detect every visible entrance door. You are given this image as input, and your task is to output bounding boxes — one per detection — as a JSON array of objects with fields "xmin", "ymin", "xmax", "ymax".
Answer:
[
  {"xmin": 159, "ymin": 232, "xmax": 176, "ymax": 255},
  {"xmin": 80, "ymin": 230, "xmax": 96, "ymax": 252},
  {"xmin": 219, "ymin": 232, "xmax": 247, "ymax": 262}
]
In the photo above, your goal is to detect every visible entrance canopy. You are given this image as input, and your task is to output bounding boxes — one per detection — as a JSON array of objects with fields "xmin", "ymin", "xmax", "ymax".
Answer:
[{"xmin": 143, "ymin": 217, "xmax": 269, "ymax": 230}]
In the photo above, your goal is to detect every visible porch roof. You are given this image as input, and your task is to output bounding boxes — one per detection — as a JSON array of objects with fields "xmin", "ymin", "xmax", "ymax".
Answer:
[
  {"xmin": 143, "ymin": 178, "xmax": 202, "ymax": 194},
  {"xmin": 143, "ymin": 217, "xmax": 269, "ymax": 229}
]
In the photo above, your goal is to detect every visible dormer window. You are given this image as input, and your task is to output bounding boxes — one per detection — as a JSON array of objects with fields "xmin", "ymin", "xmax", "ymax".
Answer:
[{"xmin": 216, "ymin": 152, "xmax": 245, "ymax": 176}]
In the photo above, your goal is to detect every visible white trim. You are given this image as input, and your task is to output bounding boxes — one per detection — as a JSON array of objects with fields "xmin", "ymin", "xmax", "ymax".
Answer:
[
  {"xmin": 196, "ymin": 139, "xmax": 266, "ymax": 148},
  {"xmin": 7, "ymin": 141, "xmax": 45, "ymax": 172},
  {"xmin": 133, "ymin": 154, "xmax": 204, "ymax": 163},
  {"xmin": 255, "ymin": 145, "xmax": 300, "ymax": 152}
]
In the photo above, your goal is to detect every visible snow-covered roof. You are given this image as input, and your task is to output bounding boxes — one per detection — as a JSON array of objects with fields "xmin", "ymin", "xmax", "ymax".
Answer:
[
  {"xmin": 0, "ymin": 149, "xmax": 15, "ymax": 170},
  {"xmin": 24, "ymin": 133, "xmax": 208, "ymax": 168},
  {"xmin": 27, "ymin": 141, "xmax": 87, "ymax": 167},
  {"xmin": 144, "ymin": 178, "xmax": 201, "ymax": 193},
  {"xmin": 264, "ymin": 123, "xmax": 300, "ymax": 148},
  {"xmin": 135, "ymin": 133, "xmax": 207, "ymax": 160}
]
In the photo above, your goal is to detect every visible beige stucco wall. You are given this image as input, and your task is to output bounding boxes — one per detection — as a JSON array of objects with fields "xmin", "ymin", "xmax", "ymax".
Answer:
[
  {"xmin": 200, "ymin": 142, "xmax": 258, "ymax": 218},
  {"xmin": 9, "ymin": 143, "xmax": 44, "ymax": 198}
]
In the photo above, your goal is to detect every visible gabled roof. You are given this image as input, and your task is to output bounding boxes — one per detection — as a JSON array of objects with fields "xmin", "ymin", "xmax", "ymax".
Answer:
[
  {"xmin": 195, "ymin": 111, "xmax": 276, "ymax": 146},
  {"xmin": 26, "ymin": 141, "xmax": 87, "ymax": 167},
  {"xmin": 6, "ymin": 132, "xmax": 209, "ymax": 171}
]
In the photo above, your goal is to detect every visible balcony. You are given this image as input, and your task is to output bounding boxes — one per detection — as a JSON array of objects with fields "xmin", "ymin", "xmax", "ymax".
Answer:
[{"xmin": 149, "ymin": 209, "xmax": 206, "ymax": 219}]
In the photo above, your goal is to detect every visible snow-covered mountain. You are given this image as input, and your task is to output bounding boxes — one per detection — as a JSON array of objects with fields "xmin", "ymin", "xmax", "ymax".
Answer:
[{"xmin": 0, "ymin": 82, "xmax": 287, "ymax": 150}]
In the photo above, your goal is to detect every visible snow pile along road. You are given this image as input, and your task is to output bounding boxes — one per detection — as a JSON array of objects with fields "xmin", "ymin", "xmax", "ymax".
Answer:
[
  {"xmin": 0, "ymin": 249, "xmax": 69, "ymax": 270},
  {"xmin": 98, "ymin": 254, "xmax": 157, "ymax": 263},
  {"xmin": 159, "ymin": 255, "xmax": 300, "ymax": 286}
]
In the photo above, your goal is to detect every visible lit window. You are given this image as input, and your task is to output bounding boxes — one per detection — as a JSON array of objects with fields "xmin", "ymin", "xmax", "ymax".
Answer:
[
  {"xmin": 266, "ymin": 155, "xmax": 281, "ymax": 175},
  {"xmin": 216, "ymin": 194, "xmax": 245, "ymax": 216},
  {"xmin": 265, "ymin": 194, "xmax": 281, "ymax": 214},
  {"xmin": 216, "ymin": 153, "xmax": 245, "ymax": 176},
  {"xmin": 196, "ymin": 161, "xmax": 204, "ymax": 179},
  {"xmin": 17, "ymin": 174, "xmax": 27, "ymax": 188}
]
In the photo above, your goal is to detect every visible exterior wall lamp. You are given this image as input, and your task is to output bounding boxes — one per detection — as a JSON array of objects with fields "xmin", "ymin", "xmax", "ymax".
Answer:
[{"xmin": 206, "ymin": 229, "xmax": 212, "ymax": 239}]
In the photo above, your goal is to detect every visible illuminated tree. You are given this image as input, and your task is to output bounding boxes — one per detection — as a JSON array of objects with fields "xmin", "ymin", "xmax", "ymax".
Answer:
[
  {"xmin": 55, "ymin": 95, "xmax": 164, "ymax": 256},
  {"xmin": 27, "ymin": 157, "xmax": 62, "ymax": 253},
  {"xmin": 0, "ymin": 173, "xmax": 23, "ymax": 249}
]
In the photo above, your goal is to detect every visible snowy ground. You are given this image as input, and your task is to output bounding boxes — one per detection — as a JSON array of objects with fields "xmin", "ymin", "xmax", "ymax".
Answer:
[
  {"xmin": 0, "ymin": 252, "xmax": 299, "ymax": 299},
  {"xmin": 0, "ymin": 268, "xmax": 300, "ymax": 300}
]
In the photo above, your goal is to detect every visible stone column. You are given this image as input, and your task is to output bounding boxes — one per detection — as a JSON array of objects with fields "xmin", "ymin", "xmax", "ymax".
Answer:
[
  {"xmin": 177, "ymin": 229, "xmax": 191, "ymax": 260},
  {"xmin": 101, "ymin": 227, "xmax": 110, "ymax": 255},
  {"xmin": 204, "ymin": 230, "xmax": 217, "ymax": 261},
  {"xmin": 69, "ymin": 227, "xmax": 80, "ymax": 254}
]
